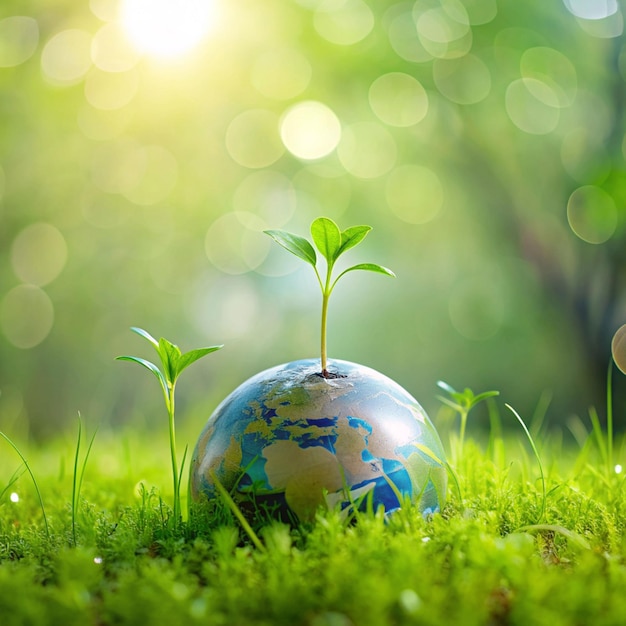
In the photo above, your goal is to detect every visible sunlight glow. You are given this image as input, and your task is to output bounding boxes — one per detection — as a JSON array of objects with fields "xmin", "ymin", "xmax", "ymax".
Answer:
[
  {"xmin": 10, "ymin": 492, "xmax": 19, "ymax": 503},
  {"xmin": 120, "ymin": 0, "xmax": 215, "ymax": 59},
  {"xmin": 615, "ymin": 464, "xmax": 623, "ymax": 475}
]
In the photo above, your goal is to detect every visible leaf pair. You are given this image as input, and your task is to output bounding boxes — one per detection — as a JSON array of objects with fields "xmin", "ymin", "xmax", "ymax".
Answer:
[
  {"xmin": 117, "ymin": 327, "xmax": 223, "ymax": 404},
  {"xmin": 436, "ymin": 381, "xmax": 499, "ymax": 415},
  {"xmin": 265, "ymin": 216, "xmax": 395, "ymax": 294}
]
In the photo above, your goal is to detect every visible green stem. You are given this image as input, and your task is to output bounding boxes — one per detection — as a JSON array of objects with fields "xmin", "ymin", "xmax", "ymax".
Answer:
[
  {"xmin": 320, "ymin": 263, "xmax": 333, "ymax": 377},
  {"xmin": 167, "ymin": 383, "xmax": 180, "ymax": 522},
  {"xmin": 321, "ymin": 292, "xmax": 329, "ymax": 375},
  {"xmin": 459, "ymin": 410, "xmax": 468, "ymax": 457}
]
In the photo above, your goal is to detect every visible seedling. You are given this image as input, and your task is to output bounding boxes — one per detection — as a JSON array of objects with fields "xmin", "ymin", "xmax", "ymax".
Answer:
[
  {"xmin": 117, "ymin": 327, "xmax": 222, "ymax": 523},
  {"xmin": 437, "ymin": 381, "xmax": 499, "ymax": 458},
  {"xmin": 265, "ymin": 217, "xmax": 395, "ymax": 378}
]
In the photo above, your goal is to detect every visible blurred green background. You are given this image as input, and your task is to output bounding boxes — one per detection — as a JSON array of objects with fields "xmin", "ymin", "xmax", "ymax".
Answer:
[{"xmin": 1, "ymin": 0, "xmax": 625, "ymax": 441}]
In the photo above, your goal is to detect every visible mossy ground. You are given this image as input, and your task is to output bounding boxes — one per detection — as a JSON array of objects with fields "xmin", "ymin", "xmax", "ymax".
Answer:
[{"xmin": 1, "ymin": 422, "xmax": 626, "ymax": 626}]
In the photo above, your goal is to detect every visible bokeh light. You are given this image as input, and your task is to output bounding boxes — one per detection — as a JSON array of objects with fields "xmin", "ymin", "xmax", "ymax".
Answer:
[
  {"xmin": 205, "ymin": 212, "xmax": 270, "ymax": 275},
  {"xmin": 563, "ymin": 0, "xmax": 618, "ymax": 20},
  {"xmin": 11, "ymin": 223, "xmax": 68, "ymax": 286},
  {"xmin": 91, "ymin": 22, "xmax": 140, "ymax": 73},
  {"xmin": 386, "ymin": 165, "xmax": 443, "ymax": 224},
  {"xmin": 387, "ymin": 6, "xmax": 433, "ymax": 63},
  {"xmin": 84, "ymin": 67, "xmax": 139, "ymax": 110},
  {"xmin": 233, "ymin": 171, "xmax": 296, "ymax": 227},
  {"xmin": 505, "ymin": 78, "xmax": 560, "ymax": 134},
  {"xmin": 433, "ymin": 54, "xmax": 491, "ymax": 104},
  {"xmin": 0, "ymin": 16, "xmax": 39, "ymax": 68},
  {"xmin": 520, "ymin": 47, "xmax": 577, "ymax": 107},
  {"xmin": 612, "ymin": 324, "xmax": 626, "ymax": 375},
  {"xmin": 337, "ymin": 122, "xmax": 396, "ymax": 179},
  {"xmin": 120, "ymin": 0, "xmax": 216, "ymax": 59},
  {"xmin": 41, "ymin": 29, "xmax": 92, "ymax": 85},
  {"xmin": 227, "ymin": 110, "xmax": 285, "ymax": 168},
  {"xmin": 280, "ymin": 102, "xmax": 341, "ymax": 161},
  {"xmin": 251, "ymin": 48, "xmax": 312, "ymax": 100},
  {"xmin": 567, "ymin": 185, "xmax": 617, "ymax": 244},
  {"xmin": 313, "ymin": 0, "xmax": 375, "ymax": 46},
  {"xmin": 415, "ymin": 0, "xmax": 472, "ymax": 59},
  {"xmin": 369, "ymin": 73, "xmax": 429, "ymax": 127},
  {"xmin": 0, "ymin": 285, "xmax": 54, "ymax": 349}
]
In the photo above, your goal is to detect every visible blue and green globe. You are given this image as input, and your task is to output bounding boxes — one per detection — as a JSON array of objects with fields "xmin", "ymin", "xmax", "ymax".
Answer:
[{"xmin": 190, "ymin": 359, "xmax": 447, "ymax": 520}]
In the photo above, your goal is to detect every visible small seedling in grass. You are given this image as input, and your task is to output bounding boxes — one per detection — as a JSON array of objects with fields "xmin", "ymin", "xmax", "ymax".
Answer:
[
  {"xmin": 437, "ymin": 381, "xmax": 499, "ymax": 457},
  {"xmin": 117, "ymin": 327, "xmax": 223, "ymax": 523},
  {"xmin": 265, "ymin": 217, "xmax": 395, "ymax": 378}
]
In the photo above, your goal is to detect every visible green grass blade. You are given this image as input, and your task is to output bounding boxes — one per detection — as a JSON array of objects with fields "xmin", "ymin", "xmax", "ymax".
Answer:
[
  {"xmin": 0, "ymin": 465, "xmax": 26, "ymax": 501},
  {"xmin": 210, "ymin": 470, "xmax": 265, "ymax": 552},
  {"xmin": 588, "ymin": 406, "xmax": 607, "ymax": 468},
  {"xmin": 506, "ymin": 403, "xmax": 546, "ymax": 524},
  {"xmin": 71, "ymin": 418, "xmax": 82, "ymax": 545},
  {"xmin": 0, "ymin": 431, "xmax": 49, "ymax": 538},
  {"xmin": 517, "ymin": 524, "xmax": 591, "ymax": 551}
]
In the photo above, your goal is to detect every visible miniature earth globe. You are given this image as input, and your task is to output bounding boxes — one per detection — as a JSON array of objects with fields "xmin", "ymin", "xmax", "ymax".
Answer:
[{"xmin": 190, "ymin": 359, "xmax": 447, "ymax": 521}]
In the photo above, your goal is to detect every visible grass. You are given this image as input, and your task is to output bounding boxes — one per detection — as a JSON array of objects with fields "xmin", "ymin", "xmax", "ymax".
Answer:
[{"xmin": 1, "ymin": 400, "xmax": 626, "ymax": 626}]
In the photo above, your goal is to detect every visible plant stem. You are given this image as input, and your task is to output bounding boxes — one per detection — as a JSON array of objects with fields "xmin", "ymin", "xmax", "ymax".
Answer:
[
  {"xmin": 458, "ymin": 409, "xmax": 469, "ymax": 460},
  {"xmin": 320, "ymin": 262, "xmax": 334, "ymax": 377},
  {"xmin": 167, "ymin": 382, "xmax": 180, "ymax": 522},
  {"xmin": 320, "ymin": 291, "xmax": 329, "ymax": 376}
]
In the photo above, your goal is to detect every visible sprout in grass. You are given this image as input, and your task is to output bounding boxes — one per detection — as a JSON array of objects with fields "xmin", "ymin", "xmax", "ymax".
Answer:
[
  {"xmin": 117, "ymin": 327, "xmax": 223, "ymax": 523},
  {"xmin": 437, "ymin": 381, "xmax": 499, "ymax": 457},
  {"xmin": 265, "ymin": 217, "xmax": 395, "ymax": 378}
]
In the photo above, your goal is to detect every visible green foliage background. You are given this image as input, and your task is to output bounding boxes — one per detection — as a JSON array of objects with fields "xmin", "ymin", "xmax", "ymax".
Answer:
[{"xmin": 1, "ymin": 0, "xmax": 625, "ymax": 439}]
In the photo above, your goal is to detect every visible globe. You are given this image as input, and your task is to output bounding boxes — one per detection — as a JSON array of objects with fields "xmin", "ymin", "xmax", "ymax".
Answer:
[{"xmin": 190, "ymin": 359, "xmax": 447, "ymax": 521}]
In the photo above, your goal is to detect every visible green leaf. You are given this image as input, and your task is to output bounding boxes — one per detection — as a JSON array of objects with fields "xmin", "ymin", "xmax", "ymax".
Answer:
[
  {"xmin": 175, "ymin": 345, "xmax": 223, "ymax": 378},
  {"xmin": 116, "ymin": 355, "xmax": 169, "ymax": 400},
  {"xmin": 264, "ymin": 229, "xmax": 317, "ymax": 266},
  {"xmin": 436, "ymin": 395, "xmax": 463, "ymax": 413},
  {"xmin": 336, "ymin": 263, "xmax": 396, "ymax": 281},
  {"xmin": 337, "ymin": 225, "xmax": 371, "ymax": 258},
  {"xmin": 472, "ymin": 390, "xmax": 500, "ymax": 405},
  {"xmin": 158, "ymin": 338, "xmax": 182, "ymax": 384},
  {"xmin": 436, "ymin": 380, "xmax": 457, "ymax": 395},
  {"xmin": 311, "ymin": 217, "xmax": 341, "ymax": 264},
  {"xmin": 130, "ymin": 326, "xmax": 159, "ymax": 347}
]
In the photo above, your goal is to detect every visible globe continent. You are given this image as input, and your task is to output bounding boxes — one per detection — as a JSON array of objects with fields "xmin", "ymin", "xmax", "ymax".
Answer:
[{"xmin": 190, "ymin": 359, "xmax": 447, "ymax": 520}]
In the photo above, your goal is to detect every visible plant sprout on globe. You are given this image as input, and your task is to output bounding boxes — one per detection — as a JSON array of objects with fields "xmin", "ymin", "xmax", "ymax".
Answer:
[{"xmin": 190, "ymin": 217, "xmax": 447, "ymax": 521}]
